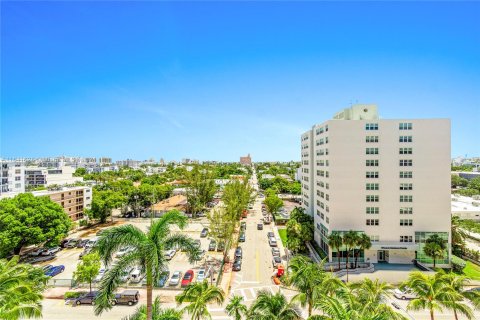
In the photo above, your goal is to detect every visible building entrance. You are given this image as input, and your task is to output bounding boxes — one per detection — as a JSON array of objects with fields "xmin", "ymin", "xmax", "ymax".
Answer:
[{"xmin": 378, "ymin": 250, "xmax": 389, "ymax": 263}]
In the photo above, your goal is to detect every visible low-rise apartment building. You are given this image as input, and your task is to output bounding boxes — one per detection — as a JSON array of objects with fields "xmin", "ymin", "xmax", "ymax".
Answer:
[
  {"xmin": 32, "ymin": 186, "xmax": 92, "ymax": 221},
  {"xmin": 25, "ymin": 166, "xmax": 83, "ymax": 188},
  {"xmin": 301, "ymin": 105, "xmax": 451, "ymax": 266},
  {"xmin": 0, "ymin": 160, "xmax": 25, "ymax": 194}
]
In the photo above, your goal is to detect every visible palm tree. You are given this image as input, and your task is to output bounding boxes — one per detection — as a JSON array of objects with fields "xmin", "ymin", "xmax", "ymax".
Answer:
[
  {"xmin": 175, "ymin": 280, "xmax": 225, "ymax": 320},
  {"xmin": 327, "ymin": 232, "xmax": 343, "ymax": 271},
  {"xmin": 225, "ymin": 295, "xmax": 248, "ymax": 320},
  {"xmin": 287, "ymin": 255, "xmax": 343, "ymax": 317},
  {"xmin": 451, "ymin": 216, "xmax": 467, "ymax": 254},
  {"xmin": 403, "ymin": 271, "xmax": 458, "ymax": 320},
  {"xmin": 354, "ymin": 233, "xmax": 371, "ymax": 269},
  {"xmin": 249, "ymin": 290, "xmax": 303, "ymax": 320},
  {"xmin": 342, "ymin": 231, "xmax": 359, "ymax": 281},
  {"xmin": 0, "ymin": 256, "xmax": 48, "ymax": 320},
  {"xmin": 122, "ymin": 296, "xmax": 183, "ymax": 320},
  {"xmin": 441, "ymin": 272, "xmax": 480, "ymax": 320},
  {"xmin": 94, "ymin": 210, "xmax": 201, "ymax": 320},
  {"xmin": 423, "ymin": 242, "xmax": 444, "ymax": 268}
]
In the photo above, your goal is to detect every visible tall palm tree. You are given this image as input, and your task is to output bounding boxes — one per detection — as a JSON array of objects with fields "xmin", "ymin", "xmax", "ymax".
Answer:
[
  {"xmin": 342, "ymin": 231, "xmax": 359, "ymax": 281},
  {"xmin": 94, "ymin": 210, "xmax": 201, "ymax": 320},
  {"xmin": 451, "ymin": 216, "xmax": 467, "ymax": 254},
  {"xmin": 0, "ymin": 256, "xmax": 48, "ymax": 320},
  {"xmin": 403, "ymin": 271, "xmax": 458, "ymax": 320},
  {"xmin": 249, "ymin": 290, "xmax": 303, "ymax": 320},
  {"xmin": 287, "ymin": 255, "xmax": 343, "ymax": 317},
  {"xmin": 354, "ymin": 233, "xmax": 371, "ymax": 269},
  {"xmin": 122, "ymin": 296, "xmax": 183, "ymax": 320},
  {"xmin": 441, "ymin": 272, "xmax": 480, "ymax": 320},
  {"xmin": 175, "ymin": 280, "xmax": 225, "ymax": 320},
  {"xmin": 423, "ymin": 242, "xmax": 444, "ymax": 268},
  {"xmin": 327, "ymin": 232, "xmax": 343, "ymax": 271},
  {"xmin": 225, "ymin": 295, "xmax": 248, "ymax": 320}
]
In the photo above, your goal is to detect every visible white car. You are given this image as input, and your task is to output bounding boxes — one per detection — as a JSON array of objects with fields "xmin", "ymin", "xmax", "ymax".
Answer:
[
  {"xmin": 41, "ymin": 247, "xmax": 61, "ymax": 256},
  {"xmin": 29, "ymin": 248, "xmax": 45, "ymax": 256},
  {"xmin": 169, "ymin": 271, "xmax": 182, "ymax": 286},
  {"xmin": 268, "ymin": 237, "xmax": 277, "ymax": 247},
  {"xmin": 196, "ymin": 269, "xmax": 206, "ymax": 282},
  {"xmin": 94, "ymin": 268, "xmax": 107, "ymax": 282},
  {"xmin": 165, "ymin": 249, "xmax": 176, "ymax": 260},
  {"xmin": 119, "ymin": 267, "xmax": 135, "ymax": 282},
  {"xmin": 129, "ymin": 268, "xmax": 144, "ymax": 283},
  {"xmin": 116, "ymin": 247, "xmax": 134, "ymax": 258},
  {"xmin": 394, "ymin": 288, "xmax": 417, "ymax": 300},
  {"xmin": 85, "ymin": 237, "xmax": 99, "ymax": 249}
]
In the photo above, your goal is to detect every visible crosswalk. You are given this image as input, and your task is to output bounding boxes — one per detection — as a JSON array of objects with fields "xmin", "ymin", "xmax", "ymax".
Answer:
[{"xmin": 230, "ymin": 285, "xmax": 296, "ymax": 302}]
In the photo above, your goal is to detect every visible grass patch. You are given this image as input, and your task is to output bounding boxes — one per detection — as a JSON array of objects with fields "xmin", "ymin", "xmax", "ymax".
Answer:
[
  {"xmin": 278, "ymin": 229, "xmax": 287, "ymax": 246},
  {"xmin": 310, "ymin": 240, "xmax": 327, "ymax": 259},
  {"xmin": 463, "ymin": 261, "xmax": 480, "ymax": 280}
]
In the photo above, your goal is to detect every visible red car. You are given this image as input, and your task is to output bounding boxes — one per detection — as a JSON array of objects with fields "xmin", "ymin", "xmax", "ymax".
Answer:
[{"xmin": 181, "ymin": 270, "xmax": 194, "ymax": 287}]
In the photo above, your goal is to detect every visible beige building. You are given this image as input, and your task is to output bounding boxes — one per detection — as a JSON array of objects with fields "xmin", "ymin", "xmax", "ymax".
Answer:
[
  {"xmin": 32, "ymin": 186, "xmax": 92, "ymax": 221},
  {"xmin": 301, "ymin": 105, "xmax": 451, "ymax": 266},
  {"xmin": 25, "ymin": 166, "xmax": 83, "ymax": 188},
  {"xmin": 240, "ymin": 154, "xmax": 252, "ymax": 166}
]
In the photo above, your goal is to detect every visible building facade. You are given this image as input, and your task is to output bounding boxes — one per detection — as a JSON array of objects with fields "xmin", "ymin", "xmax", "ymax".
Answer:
[
  {"xmin": 25, "ymin": 166, "xmax": 83, "ymax": 188},
  {"xmin": 301, "ymin": 105, "xmax": 451, "ymax": 266},
  {"xmin": 240, "ymin": 154, "xmax": 252, "ymax": 166},
  {"xmin": 32, "ymin": 186, "xmax": 92, "ymax": 221},
  {"xmin": 0, "ymin": 160, "xmax": 25, "ymax": 195}
]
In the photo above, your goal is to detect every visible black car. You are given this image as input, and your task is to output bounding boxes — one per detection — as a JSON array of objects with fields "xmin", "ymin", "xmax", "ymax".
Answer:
[
  {"xmin": 235, "ymin": 247, "xmax": 242, "ymax": 259},
  {"xmin": 232, "ymin": 259, "xmax": 242, "ymax": 271},
  {"xmin": 239, "ymin": 232, "xmax": 246, "ymax": 242},
  {"xmin": 257, "ymin": 223, "xmax": 263, "ymax": 230},
  {"xmin": 111, "ymin": 290, "xmax": 139, "ymax": 306},
  {"xmin": 73, "ymin": 291, "xmax": 99, "ymax": 305},
  {"xmin": 200, "ymin": 228, "xmax": 209, "ymax": 238}
]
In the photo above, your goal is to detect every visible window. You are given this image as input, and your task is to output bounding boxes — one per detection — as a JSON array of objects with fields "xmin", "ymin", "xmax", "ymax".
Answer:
[
  {"xmin": 399, "ymin": 147, "xmax": 413, "ymax": 155},
  {"xmin": 316, "ymin": 210, "xmax": 320, "ymax": 217},
  {"xmin": 15, "ymin": 176, "xmax": 21, "ymax": 181},
  {"xmin": 326, "ymin": 183, "xmax": 329, "ymax": 190},
  {"xmin": 400, "ymin": 183, "xmax": 413, "ymax": 190},
  {"xmin": 366, "ymin": 160, "xmax": 379, "ymax": 166},
  {"xmin": 325, "ymin": 171, "xmax": 330, "ymax": 178},
  {"xmin": 400, "ymin": 195, "xmax": 413, "ymax": 202},
  {"xmin": 366, "ymin": 136, "xmax": 379, "ymax": 143},
  {"xmin": 400, "ymin": 159, "xmax": 413, "ymax": 166},
  {"xmin": 325, "ymin": 125, "xmax": 329, "ymax": 132},
  {"xmin": 366, "ymin": 207, "xmax": 379, "ymax": 214},
  {"xmin": 326, "ymin": 205, "xmax": 329, "ymax": 212},
  {"xmin": 320, "ymin": 191, "xmax": 325, "ymax": 198},
  {"xmin": 399, "ymin": 136, "xmax": 413, "ymax": 142},
  {"xmin": 400, "ymin": 171, "xmax": 413, "ymax": 178},
  {"xmin": 365, "ymin": 123, "xmax": 379, "ymax": 130},
  {"xmin": 399, "ymin": 123, "xmax": 413, "ymax": 130},
  {"xmin": 326, "ymin": 160, "xmax": 329, "ymax": 166},
  {"xmin": 321, "ymin": 212, "xmax": 325, "ymax": 220},
  {"xmin": 366, "ymin": 171, "xmax": 379, "ymax": 178},
  {"xmin": 325, "ymin": 137, "xmax": 329, "ymax": 144},
  {"xmin": 15, "ymin": 169, "xmax": 21, "ymax": 174},
  {"xmin": 316, "ymin": 223, "xmax": 321, "ymax": 231},
  {"xmin": 370, "ymin": 235, "xmax": 379, "ymax": 242},
  {"xmin": 366, "ymin": 183, "xmax": 379, "ymax": 190},
  {"xmin": 400, "ymin": 207, "xmax": 413, "ymax": 214},
  {"xmin": 400, "ymin": 219, "xmax": 413, "ymax": 226},
  {"xmin": 326, "ymin": 194, "xmax": 330, "ymax": 201},
  {"xmin": 15, "ymin": 183, "xmax": 21, "ymax": 188},
  {"xmin": 326, "ymin": 217, "xmax": 330, "ymax": 223},
  {"xmin": 366, "ymin": 148, "xmax": 379, "ymax": 155},
  {"xmin": 366, "ymin": 219, "xmax": 379, "ymax": 226},
  {"xmin": 400, "ymin": 236, "xmax": 413, "ymax": 242},
  {"xmin": 366, "ymin": 195, "xmax": 379, "ymax": 202},
  {"xmin": 325, "ymin": 148, "xmax": 329, "ymax": 155}
]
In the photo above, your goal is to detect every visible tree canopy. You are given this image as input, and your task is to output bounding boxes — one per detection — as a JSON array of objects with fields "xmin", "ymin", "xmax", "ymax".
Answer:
[{"xmin": 0, "ymin": 193, "xmax": 71, "ymax": 257}]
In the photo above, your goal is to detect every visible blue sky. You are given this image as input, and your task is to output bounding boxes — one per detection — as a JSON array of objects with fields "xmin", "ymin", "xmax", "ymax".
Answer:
[{"xmin": 1, "ymin": 1, "xmax": 479, "ymax": 162}]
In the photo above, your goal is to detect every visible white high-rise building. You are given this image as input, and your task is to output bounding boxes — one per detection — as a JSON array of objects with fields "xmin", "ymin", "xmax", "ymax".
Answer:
[
  {"xmin": 300, "ymin": 105, "xmax": 451, "ymax": 266},
  {"xmin": 0, "ymin": 160, "xmax": 25, "ymax": 195}
]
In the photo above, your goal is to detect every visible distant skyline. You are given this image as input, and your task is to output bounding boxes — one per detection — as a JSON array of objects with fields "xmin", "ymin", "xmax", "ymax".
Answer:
[{"xmin": 1, "ymin": 1, "xmax": 479, "ymax": 162}]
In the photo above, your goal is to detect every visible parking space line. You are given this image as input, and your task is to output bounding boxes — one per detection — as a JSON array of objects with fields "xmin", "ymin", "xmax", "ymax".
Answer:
[
  {"xmin": 256, "ymin": 250, "xmax": 260, "ymax": 282},
  {"xmin": 249, "ymin": 288, "xmax": 255, "ymax": 299}
]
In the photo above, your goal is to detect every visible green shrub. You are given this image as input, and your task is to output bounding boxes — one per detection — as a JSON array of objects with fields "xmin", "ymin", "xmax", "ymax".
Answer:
[
  {"xmin": 64, "ymin": 291, "xmax": 87, "ymax": 299},
  {"xmin": 452, "ymin": 255, "xmax": 467, "ymax": 273}
]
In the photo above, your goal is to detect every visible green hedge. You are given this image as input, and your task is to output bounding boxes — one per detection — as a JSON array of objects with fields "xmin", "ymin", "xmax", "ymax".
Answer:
[{"xmin": 452, "ymin": 255, "xmax": 467, "ymax": 273}]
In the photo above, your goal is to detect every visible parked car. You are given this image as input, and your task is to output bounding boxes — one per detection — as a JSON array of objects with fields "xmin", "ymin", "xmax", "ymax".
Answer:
[
  {"xmin": 257, "ymin": 223, "xmax": 263, "ymax": 230},
  {"xmin": 217, "ymin": 241, "xmax": 225, "ymax": 252},
  {"xmin": 79, "ymin": 248, "xmax": 92, "ymax": 259},
  {"xmin": 239, "ymin": 232, "xmax": 246, "ymax": 242},
  {"xmin": 196, "ymin": 269, "xmax": 206, "ymax": 282},
  {"xmin": 73, "ymin": 291, "xmax": 99, "ymax": 306},
  {"xmin": 85, "ymin": 237, "xmax": 99, "ymax": 249},
  {"xmin": 111, "ymin": 290, "xmax": 139, "ymax": 306},
  {"xmin": 169, "ymin": 271, "xmax": 182, "ymax": 286},
  {"xmin": 394, "ymin": 288, "xmax": 417, "ymax": 300},
  {"xmin": 45, "ymin": 265, "xmax": 65, "ymax": 277},
  {"xmin": 233, "ymin": 259, "xmax": 242, "ymax": 271},
  {"xmin": 60, "ymin": 239, "xmax": 72, "ymax": 248},
  {"xmin": 76, "ymin": 239, "xmax": 89, "ymax": 248},
  {"xmin": 29, "ymin": 248, "xmax": 45, "ymax": 256},
  {"xmin": 119, "ymin": 267, "xmax": 135, "ymax": 283},
  {"xmin": 195, "ymin": 249, "xmax": 206, "ymax": 261},
  {"xmin": 129, "ymin": 268, "xmax": 143, "ymax": 283},
  {"xmin": 240, "ymin": 222, "xmax": 246, "ymax": 231},
  {"xmin": 65, "ymin": 239, "xmax": 80, "ymax": 248},
  {"xmin": 271, "ymin": 247, "xmax": 280, "ymax": 257},
  {"xmin": 181, "ymin": 270, "xmax": 194, "ymax": 287},
  {"xmin": 235, "ymin": 247, "xmax": 242, "ymax": 259},
  {"xmin": 200, "ymin": 228, "xmax": 209, "ymax": 238},
  {"xmin": 116, "ymin": 247, "xmax": 134, "ymax": 258},
  {"xmin": 272, "ymin": 256, "xmax": 282, "ymax": 268},
  {"xmin": 42, "ymin": 265, "xmax": 53, "ymax": 272},
  {"xmin": 165, "ymin": 249, "xmax": 177, "ymax": 260},
  {"xmin": 95, "ymin": 268, "xmax": 107, "ymax": 282},
  {"xmin": 157, "ymin": 271, "xmax": 170, "ymax": 287},
  {"xmin": 41, "ymin": 247, "xmax": 61, "ymax": 256},
  {"xmin": 267, "ymin": 232, "xmax": 274, "ymax": 238},
  {"xmin": 268, "ymin": 237, "xmax": 277, "ymax": 247},
  {"xmin": 208, "ymin": 240, "xmax": 216, "ymax": 251}
]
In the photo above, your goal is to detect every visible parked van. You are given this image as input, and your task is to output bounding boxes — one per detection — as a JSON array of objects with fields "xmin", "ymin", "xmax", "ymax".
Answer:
[{"xmin": 129, "ymin": 268, "xmax": 143, "ymax": 283}]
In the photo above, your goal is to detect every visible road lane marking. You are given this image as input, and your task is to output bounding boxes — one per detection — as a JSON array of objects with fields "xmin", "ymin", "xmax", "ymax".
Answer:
[
  {"xmin": 249, "ymin": 288, "xmax": 256, "ymax": 299},
  {"xmin": 256, "ymin": 250, "xmax": 260, "ymax": 282}
]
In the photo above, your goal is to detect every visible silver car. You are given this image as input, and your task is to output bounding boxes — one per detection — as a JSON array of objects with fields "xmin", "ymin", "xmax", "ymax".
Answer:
[{"xmin": 169, "ymin": 271, "xmax": 182, "ymax": 286}]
